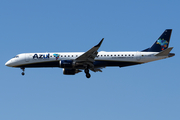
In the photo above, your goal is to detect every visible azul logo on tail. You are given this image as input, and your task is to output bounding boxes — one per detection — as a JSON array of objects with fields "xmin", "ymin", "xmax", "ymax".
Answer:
[{"xmin": 156, "ymin": 39, "xmax": 168, "ymax": 50}]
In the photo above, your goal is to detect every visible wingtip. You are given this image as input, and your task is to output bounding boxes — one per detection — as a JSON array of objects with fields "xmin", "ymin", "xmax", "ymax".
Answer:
[{"xmin": 95, "ymin": 38, "xmax": 104, "ymax": 47}]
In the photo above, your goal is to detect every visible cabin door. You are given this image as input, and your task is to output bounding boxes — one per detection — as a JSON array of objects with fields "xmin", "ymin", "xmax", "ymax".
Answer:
[{"xmin": 25, "ymin": 54, "xmax": 30, "ymax": 62}]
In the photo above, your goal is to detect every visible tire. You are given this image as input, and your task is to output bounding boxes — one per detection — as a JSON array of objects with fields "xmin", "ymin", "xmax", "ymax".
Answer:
[
  {"xmin": 22, "ymin": 72, "xmax": 25, "ymax": 76},
  {"xmin": 86, "ymin": 73, "xmax": 91, "ymax": 78}
]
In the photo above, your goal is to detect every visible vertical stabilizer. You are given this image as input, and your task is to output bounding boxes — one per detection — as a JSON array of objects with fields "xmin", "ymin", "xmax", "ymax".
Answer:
[{"xmin": 142, "ymin": 29, "xmax": 172, "ymax": 52}]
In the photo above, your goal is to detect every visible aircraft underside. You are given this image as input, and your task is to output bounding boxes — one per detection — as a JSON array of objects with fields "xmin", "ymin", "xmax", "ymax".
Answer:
[
  {"xmin": 15, "ymin": 60, "xmax": 142, "ymax": 68},
  {"xmin": 16, "ymin": 60, "xmax": 142, "ymax": 78}
]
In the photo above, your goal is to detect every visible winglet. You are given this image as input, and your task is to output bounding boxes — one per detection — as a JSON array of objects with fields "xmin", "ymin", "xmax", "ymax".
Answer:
[
  {"xmin": 155, "ymin": 47, "xmax": 173, "ymax": 56},
  {"xmin": 95, "ymin": 38, "xmax": 104, "ymax": 47}
]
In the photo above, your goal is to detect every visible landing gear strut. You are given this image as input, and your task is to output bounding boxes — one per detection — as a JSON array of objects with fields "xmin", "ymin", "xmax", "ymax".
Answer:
[
  {"xmin": 21, "ymin": 67, "xmax": 25, "ymax": 76},
  {"xmin": 84, "ymin": 68, "xmax": 91, "ymax": 78}
]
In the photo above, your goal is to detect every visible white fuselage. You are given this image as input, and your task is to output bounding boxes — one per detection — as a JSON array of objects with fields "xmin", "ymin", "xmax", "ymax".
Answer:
[{"xmin": 5, "ymin": 51, "xmax": 168, "ymax": 68}]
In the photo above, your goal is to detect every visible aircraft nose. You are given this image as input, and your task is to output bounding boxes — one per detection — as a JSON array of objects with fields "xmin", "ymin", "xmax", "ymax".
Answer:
[{"xmin": 5, "ymin": 60, "xmax": 12, "ymax": 67}]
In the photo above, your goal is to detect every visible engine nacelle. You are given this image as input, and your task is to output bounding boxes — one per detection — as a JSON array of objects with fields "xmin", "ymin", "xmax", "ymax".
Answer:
[
  {"xmin": 59, "ymin": 60, "xmax": 84, "ymax": 69},
  {"xmin": 59, "ymin": 60, "xmax": 75, "ymax": 68},
  {"xmin": 63, "ymin": 68, "xmax": 81, "ymax": 75}
]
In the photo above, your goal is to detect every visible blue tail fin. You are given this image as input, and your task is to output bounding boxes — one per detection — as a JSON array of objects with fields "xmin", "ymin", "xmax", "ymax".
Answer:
[{"xmin": 142, "ymin": 29, "xmax": 172, "ymax": 52}]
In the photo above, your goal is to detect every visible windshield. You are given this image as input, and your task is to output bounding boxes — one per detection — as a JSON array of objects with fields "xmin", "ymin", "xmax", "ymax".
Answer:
[{"xmin": 13, "ymin": 55, "xmax": 19, "ymax": 58}]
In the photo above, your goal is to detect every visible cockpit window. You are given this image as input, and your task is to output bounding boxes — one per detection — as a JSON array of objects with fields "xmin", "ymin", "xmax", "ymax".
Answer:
[{"xmin": 13, "ymin": 56, "xmax": 19, "ymax": 58}]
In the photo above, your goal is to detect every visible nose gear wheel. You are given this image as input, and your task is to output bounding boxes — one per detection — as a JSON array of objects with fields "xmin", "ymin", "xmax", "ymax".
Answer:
[{"xmin": 21, "ymin": 67, "xmax": 25, "ymax": 76}]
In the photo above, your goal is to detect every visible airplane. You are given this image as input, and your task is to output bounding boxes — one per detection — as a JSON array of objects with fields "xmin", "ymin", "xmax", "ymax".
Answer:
[{"xmin": 5, "ymin": 29, "xmax": 175, "ymax": 78}]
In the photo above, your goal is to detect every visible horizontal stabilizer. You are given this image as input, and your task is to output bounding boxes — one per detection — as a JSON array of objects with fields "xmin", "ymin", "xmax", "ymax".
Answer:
[{"xmin": 155, "ymin": 47, "xmax": 173, "ymax": 56}]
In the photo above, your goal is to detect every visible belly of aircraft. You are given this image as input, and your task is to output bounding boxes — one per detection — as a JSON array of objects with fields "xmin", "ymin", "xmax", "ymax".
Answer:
[{"xmin": 15, "ymin": 60, "xmax": 142, "ymax": 68}]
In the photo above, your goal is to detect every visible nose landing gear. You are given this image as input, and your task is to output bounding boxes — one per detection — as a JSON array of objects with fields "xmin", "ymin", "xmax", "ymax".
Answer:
[{"xmin": 21, "ymin": 67, "xmax": 25, "ymax": 76}]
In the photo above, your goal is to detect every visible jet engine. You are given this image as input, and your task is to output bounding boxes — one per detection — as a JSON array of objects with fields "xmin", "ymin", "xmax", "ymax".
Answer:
[
  {"xmin": 59, "ymin": 60, "xmax": 84, "ymax": 69},
  {"xmin": 63, "ymin": 68, "xmax": 82, "ymax": 75}
]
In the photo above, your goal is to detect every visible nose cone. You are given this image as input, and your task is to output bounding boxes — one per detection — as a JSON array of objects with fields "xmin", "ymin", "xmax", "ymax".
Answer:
[{"xmin": 5, "ymin": 60, "xmax": 12, "ymax": 67}]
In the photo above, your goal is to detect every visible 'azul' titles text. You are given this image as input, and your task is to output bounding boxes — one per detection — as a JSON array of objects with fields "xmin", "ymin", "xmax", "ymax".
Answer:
[{"xmin": 33, "ymin": 54, "xmax": 50, "ymax": 59}]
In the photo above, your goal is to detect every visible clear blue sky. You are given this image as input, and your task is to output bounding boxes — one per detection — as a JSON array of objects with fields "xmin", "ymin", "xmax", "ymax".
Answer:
[{"xmin": 1, "ymin": 0, "xmax": 179, "ymax": 120}]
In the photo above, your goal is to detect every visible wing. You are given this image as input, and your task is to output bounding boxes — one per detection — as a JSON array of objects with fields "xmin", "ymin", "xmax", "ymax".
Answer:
[{"xmin": 76, "ymin": 38, "xmax": 104, "ymax": 63}]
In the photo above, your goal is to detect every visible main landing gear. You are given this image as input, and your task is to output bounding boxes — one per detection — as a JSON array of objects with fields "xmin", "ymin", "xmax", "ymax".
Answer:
[
  {"xmin": 84, "ymin": 68, "xmax": 91, "ymax": 78},
  {"xmin": 21, "ymin": 67, "xmax": 25, "ymax": 76}
]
